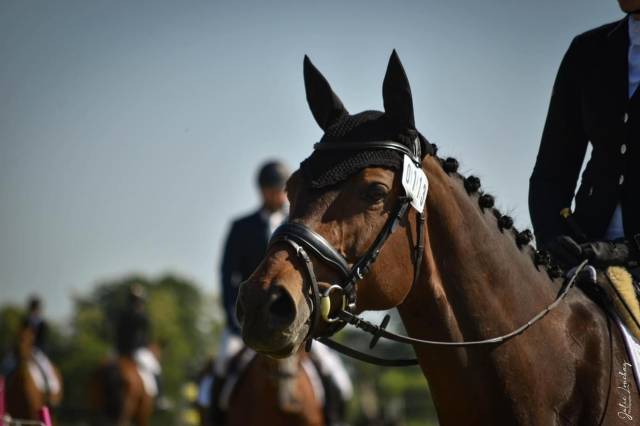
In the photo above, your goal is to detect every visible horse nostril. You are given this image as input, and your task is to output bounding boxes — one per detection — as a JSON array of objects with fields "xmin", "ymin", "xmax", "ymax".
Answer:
[{"xmin": 268, "ymin": 287, "xmax": 296, "ymax": 329}]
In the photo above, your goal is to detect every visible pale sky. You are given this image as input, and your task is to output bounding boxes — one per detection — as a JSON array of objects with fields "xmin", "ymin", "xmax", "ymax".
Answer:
[{"xmin": 0, "ymin": 0, "xmax": 623, "ymax": 319}]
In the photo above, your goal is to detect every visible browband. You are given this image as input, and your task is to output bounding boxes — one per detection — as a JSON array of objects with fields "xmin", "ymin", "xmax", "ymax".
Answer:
[{"xmin": 313, "ymin": 139, "xmax": 422, "ymax": 166}]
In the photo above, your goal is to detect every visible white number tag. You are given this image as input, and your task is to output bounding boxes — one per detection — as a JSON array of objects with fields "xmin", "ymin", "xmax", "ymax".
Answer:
[{"xmin": 401, "ymin": 155, "xmax": 428, "ymax": 212}]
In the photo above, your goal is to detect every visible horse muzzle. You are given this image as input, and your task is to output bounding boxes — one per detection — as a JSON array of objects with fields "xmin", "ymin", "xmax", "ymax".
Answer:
[{"xmin": 236, "ymin": 280, "xmax": 310, "ymax": 357}]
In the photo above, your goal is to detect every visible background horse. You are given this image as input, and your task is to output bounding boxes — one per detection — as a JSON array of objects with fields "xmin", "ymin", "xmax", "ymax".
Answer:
[
  {"xmin": 89, "ymin": 343, "xmax": 160, "ymax": 426},
  {"xmin": 237, "ymin": 51, "xmax": 639, "ymax": 425},
  {"xmin": 5, "ymin": 327, "xmax": 63, "ymax": 423},
  {"xmin": 200, "ymin": 349, "xmax": 324, "ymax": 426}
]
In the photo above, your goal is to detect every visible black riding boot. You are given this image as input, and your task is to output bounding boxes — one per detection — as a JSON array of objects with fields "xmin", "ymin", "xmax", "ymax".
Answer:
[
  {"xmin": 320, "ymin": 373, "xmax": 347, "ymax": 426},
  {"xmin": 154, "ymin": 374, "xmax": 173, "ymax": 411},
  {"xmin": 209, "ymin": 375, "xmax": 226, "ymax": 426}
]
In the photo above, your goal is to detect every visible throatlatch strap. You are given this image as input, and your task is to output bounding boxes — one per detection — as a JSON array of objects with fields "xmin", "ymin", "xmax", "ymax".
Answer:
[{"xmin": 318, "ymin": 337, "xmax": 418, "ymax": 367}]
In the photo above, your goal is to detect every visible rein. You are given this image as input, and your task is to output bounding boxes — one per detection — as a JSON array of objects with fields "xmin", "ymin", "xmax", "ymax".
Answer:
[
  {"xmin": 269, "ymin": 138, "xmax": 587, "ymax": 367},
  {"xmin": 320, "ymin": 260, "xmax": 588, "ymax": 366}
]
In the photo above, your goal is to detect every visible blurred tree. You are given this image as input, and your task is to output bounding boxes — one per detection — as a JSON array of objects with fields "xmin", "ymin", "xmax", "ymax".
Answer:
[{"xmin": 0, "ymin": 305, "xmax": 23, "ymax": 358}]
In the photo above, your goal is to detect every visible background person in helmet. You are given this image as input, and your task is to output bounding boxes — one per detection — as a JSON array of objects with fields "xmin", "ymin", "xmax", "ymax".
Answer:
[
  {"xmin": 115, "ymin": 284, "xmax": 164, "ymax": 404},
  {"xmin": 116, "ymin": 285, "xmax": 151, "ymax": 357},
  {"xmin": 220, "ymin": 160, "xmax": 290, "ymax": 339},
  {"xmin": 199, "ymin": 161, "xmax": 290, "ymax": 417}
]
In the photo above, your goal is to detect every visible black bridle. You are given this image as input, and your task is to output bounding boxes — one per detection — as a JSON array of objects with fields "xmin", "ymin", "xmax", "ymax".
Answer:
[
  {"xmin": 268, "ymin": 138, "xmax": 425, "ymax": 349},
  {"xmin": 267, "ymin": 138, "xmax": 588, "ymax": 367}
]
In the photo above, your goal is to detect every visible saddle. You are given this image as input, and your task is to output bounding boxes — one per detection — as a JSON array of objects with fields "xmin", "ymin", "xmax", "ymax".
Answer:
[
  {"xmin": 584, "ymin": 265, "xmax": 640, "ymax": 394},
  {"xmin": 592, "ymin": 266, "xmax": 640, "ymax": 340},
  {"xmin": 598, "ymin": 266, "xmax": 640, "ymax": 342}
]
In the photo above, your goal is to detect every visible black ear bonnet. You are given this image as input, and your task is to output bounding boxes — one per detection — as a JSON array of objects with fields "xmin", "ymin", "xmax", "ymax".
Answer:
[
  {"xmin": 300, "ymin": 113, "xmax": 431, "ymax": 188},
  {"xmin": 299, "ymin": 51, "xmax": 433, "ymax": 189}
]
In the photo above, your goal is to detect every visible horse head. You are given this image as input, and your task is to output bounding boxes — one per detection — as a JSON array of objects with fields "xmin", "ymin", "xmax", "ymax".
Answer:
[{"xmin": 237, "ymin": 51, "xmax": 427, "ymax": 357}]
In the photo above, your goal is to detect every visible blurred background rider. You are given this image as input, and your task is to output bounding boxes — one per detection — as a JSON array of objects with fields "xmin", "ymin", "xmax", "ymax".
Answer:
[
  {"xmin": 201, "ymin": 160, "xmax": 352, "ymax": 424},
  {"xmin": 115, "ymin": 284, "xmax": 165, "ymax": 406},
  {"xmin": 6, "ymin": 296, "xmax": 61, "ymax": 397},
  {"xmin": 25, "ymin": 297, "xmax": 60, "ymax": 395},
  {"xmin": 23, "ymin": 296, "xmax": 48, "ymax": 354},
  {"xmin": 221, "ymin": 160, "xmax": 290, "ymax": 342}
]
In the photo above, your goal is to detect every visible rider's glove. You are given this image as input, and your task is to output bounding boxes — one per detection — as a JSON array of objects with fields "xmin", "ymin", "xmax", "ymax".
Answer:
[
  {"xmin": 580, "ymin": 239, "xmax": 640, "ymax": 268},
  {"xmin": 544, "ymin": 235, "xmax": 583, "ymax": 269}
]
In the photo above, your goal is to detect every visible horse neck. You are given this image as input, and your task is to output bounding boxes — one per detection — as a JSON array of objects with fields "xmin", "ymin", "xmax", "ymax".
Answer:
[
  {"xmin": 397, "ymin": 156, "xmax": 561, "ymax": 417},
  {"xmin": 17, "ymin": 331, "xmax": 34, "ymax": 363}
]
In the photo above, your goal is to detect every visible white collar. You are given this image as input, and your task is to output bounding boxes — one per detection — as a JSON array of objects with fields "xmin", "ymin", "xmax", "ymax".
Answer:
[
  {"xmin": 629, "ymin": 16, "xmax": 640, "ymax": 46},
  {"xmin": 260, "ymin": 206, "xmax": 288, "ymax": 220}
]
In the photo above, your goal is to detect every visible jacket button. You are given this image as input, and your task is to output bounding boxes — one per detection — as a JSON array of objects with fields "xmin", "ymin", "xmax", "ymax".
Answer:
[
  {"xmin": 624, "ymin": 112, "xmax": 629, "ymax": 123},
  {"xmin": 619, "ymin": 175, "xmax": 625, "ymax": 185},
  {"xmin": 621, "ymin": 144, "xmax": 627, "ymax": 154}
]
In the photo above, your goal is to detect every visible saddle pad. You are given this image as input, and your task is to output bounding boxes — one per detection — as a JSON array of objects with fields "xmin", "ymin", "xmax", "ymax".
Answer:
[
  {"xmin": 615, "ymin": 317, "xmax": 640, "ymax": 395},
  {"xmin": 136, "ymin": 366, "xmax": 158, "ymax": 397},
  {"xmin": 605, "ymin": 266, "xmax": 640, "ymax": 340}
]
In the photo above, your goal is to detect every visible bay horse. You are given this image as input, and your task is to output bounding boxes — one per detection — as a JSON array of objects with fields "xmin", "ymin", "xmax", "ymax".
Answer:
[
  {"xmin": 211, "ymin": 349, "xmax": 324, "ymax": 426},
  {"xmin": 5, "ymin": 327, "xmax": 63, "ymax": 423},
  {"xmin": 236, "ymin": 51, "xmax": 639, "ymax": 424},
  {"xmin": 89, "ymin": 344, "xmax": 160, "ymax": 426}
]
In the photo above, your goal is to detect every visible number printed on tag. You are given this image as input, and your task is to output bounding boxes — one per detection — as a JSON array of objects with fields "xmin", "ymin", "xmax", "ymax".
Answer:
[{"xmin": 401, "ymin": 155, "xmax": 428, "ymax": 212}]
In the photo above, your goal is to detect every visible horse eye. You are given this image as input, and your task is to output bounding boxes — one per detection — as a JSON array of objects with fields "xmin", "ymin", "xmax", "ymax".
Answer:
[{"xmin": 363, "ymin": 183, "xmax": 388, "ymax": 203}]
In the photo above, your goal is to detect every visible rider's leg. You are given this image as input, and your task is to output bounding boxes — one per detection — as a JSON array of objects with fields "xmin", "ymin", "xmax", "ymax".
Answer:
[
  {"xmin": 132, "ymin": 347, "xmax": 169, "ymax": 409},
  {"xmin": 31, "ymin": 348, "xmax": 61, "ymax": 395},
  {"xmin": 210, "ymin": 328, "xmax": 244, "ymax": 425}
]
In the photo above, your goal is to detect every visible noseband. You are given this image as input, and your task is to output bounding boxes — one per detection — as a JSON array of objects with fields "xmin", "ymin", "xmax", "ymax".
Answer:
[{"xmin": 268, "ymin": 138, "xmax": 426, "ymax": 351}]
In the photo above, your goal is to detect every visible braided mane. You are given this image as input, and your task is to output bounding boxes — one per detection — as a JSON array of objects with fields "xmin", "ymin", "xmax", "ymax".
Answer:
[{"xmin": 434, "ymin": 146, "xmax": 563, "ymax": 280}]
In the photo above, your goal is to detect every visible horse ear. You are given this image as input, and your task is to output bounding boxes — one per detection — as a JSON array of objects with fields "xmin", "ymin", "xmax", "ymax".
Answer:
[
  {"xmin": 304, "ymin": 55, "xmax": 348, "ymax": 130},
  {"xmin": 382, "ymin": 50, "xmax": 415, "ymax": 129}
]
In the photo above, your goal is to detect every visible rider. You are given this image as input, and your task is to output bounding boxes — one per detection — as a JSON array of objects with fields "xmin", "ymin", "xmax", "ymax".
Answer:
[
  {"xmin": 115, "ymin": 285, "xmax": 164, "ymax": 405},
  {"xmin": 529, "ymin": 0, "xmax": 640, "ymax": 273},
  {"xmin": 200, "ymin": 160, "xmax": 352, "ymax": 424},
  {"xmin": 20, "ymin": 296, "xmax": 61, "ymax": 396},
  {"xmin": 23, "ymin": 296, "xmax": 48, "ymax": 353}
]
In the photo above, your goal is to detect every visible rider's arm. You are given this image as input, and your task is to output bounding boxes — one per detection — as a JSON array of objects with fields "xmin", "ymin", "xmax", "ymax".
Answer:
[
  {"xmin": 221, "ymin": 220, "xmax": 242, "ymax": 332},
  {"xmin": 529, "ymin": 37, "xmax": 589, "ymax": 247}
]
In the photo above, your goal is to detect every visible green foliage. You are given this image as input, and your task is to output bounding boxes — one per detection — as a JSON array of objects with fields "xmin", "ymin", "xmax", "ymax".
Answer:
[{"xmin": 0, "ymin": 305, "xmax": 23, "ymax": 356}]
